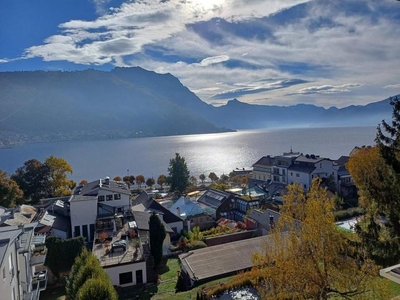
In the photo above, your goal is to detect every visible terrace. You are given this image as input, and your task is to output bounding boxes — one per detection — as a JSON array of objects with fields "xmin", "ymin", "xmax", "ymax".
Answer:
[{"xmin": 92, "ymin": 221, "xmax": 145, "ymax": 267}]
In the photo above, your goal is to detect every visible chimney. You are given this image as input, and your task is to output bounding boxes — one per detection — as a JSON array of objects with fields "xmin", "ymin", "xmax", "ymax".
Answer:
[
  {"xmin": 269, "ymin": 214, "xmax": 274, "ymax": 227},
  {"xmin": 99, "ymin": 179, "xmax": 102, "ymax": 188},
  {"xmin": 105, "ymin": 177, "xmax": 110, "ymax": 185},
  {"xmin": 177, "ymin": 207, "xmax": 181, "ymax": 216}
]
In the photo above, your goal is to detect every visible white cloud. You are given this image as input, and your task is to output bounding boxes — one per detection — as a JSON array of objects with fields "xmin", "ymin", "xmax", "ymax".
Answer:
[
  {"xmin": 0, "ymin": 59, "xmax": 9, "ymax": 63},
  {"xmin": 384, "ymin": 83, "xmax": 400, "ymax": 89},
  {"xmin": 194, "ymin": 55, "xmax": 229, "ymax": 67},
  {"xmin": 4, "ymin": 0, "xmax": 399, "ymax": 107},
  {"xmin": 294, "ymin": 83, "xmax": 363, "ymax": 95}
]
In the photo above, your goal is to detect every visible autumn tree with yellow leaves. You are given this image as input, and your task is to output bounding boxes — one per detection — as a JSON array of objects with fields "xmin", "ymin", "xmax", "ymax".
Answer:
[{"xmin": 251, "ymin": 179, "xmax": 388, "ymax": 300}]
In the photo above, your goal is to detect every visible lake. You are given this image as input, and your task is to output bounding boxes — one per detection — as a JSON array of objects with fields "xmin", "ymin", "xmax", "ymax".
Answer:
[{"xmin": 0, "ymin": 126, "xmax": 377, "ymax": 182}]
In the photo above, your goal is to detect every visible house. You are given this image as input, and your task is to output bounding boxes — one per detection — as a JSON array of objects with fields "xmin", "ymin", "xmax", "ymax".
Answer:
[
  {"xmin": 36, "ymin": 211, "xmax": 71, "ymax": 239},
  {"xmin": 246, "ymin": 209, "xmax": 281, "ymax": 236},
  {"xmin": 1, "ymin": 205, "xmax": 38, "ymax": 227},
  {"xmin": 0, "ymin": 223, "xmax": 48, "ymax": 300},
  {"xmin": 250, "ymin": 151, "xmax": 300, "ymax": 186},
  {"xmin": 70, "ymin": 177, "xmax": 132, "ymax": 241},
  {"xmin": 92, "ymin": 215, "xmax": 148, "ymax": 287},
  {"xmin": 197, "ymin": 189, "xmax": 235, "ymax": 220},
  {"xmin": 252, "ymin": 155, "xmax": 275, "ymax": 183},
  {"xmin": 287, "ymin": 154, "xmax": 338, "ymax": 190},
  {"xmin": 170, "ymin": 196, "xmax": 214, "ymax": 231},
  {"xmin": 132, "ymin": 191, "xmax": 184, "ymax": 236},
  {"xmin": 335, "ymin": 156, "xmax": 357, "ymax": 199},
  {"xmin": 131, "ymin": 210, "xmax": 174, "ymax": 255}
]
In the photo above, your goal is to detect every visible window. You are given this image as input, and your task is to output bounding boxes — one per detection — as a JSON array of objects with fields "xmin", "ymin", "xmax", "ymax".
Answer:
[
  {"xmin": 98, "ymin": 195, "xmax": 105, "ymax": 202},
  {"xmin": 119, "ymin": 272, "xmax": 133, "ymax": 285},
  {"xmin": 296, "ymin": 173, "xmax": 300, "ymax": 177},
  {"xmin": 136, "ymin": 270, "xmax": 143, "ymax": 284},
  {"xmin": 320, "ymin": 163, "xmax": 322, "ymax": 168},
  {"xmin": 304, "ymin": 184, "xmax": 307, "ymax": 189},
  {"xmin": 199, "ymin": 217, "xmax": 203, "ymax": 223},
  {"xmin": 114, "ymin": 194, "xmax": 121, "ymax": 200},
  {"xmin": 82, "ymin": 225, "xmax": 88, "ymax": 240},
  {"xmin": 89, "ymin": 224, "xmax": 95, "ymax": 241},
  {"xmin": 74, "ymin": 226, "xmax": 81, "ymax": 237},
  {"xmin": 291, "ymin": 172, "xmax": 293, "ymax": 176},
  {"xmin": 117, "ymin": 207, "xmax": 123, "ymax": 213},
  {"xmin": 106, "ymin": 194, "xmax": 113, "ymax": 201}
]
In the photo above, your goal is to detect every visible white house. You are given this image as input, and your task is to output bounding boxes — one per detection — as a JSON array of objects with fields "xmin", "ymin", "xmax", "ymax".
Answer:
[
  {"xmin": 70, "ymin": 177, "xmax": 132, "ymax": 241},
  {"xmin": 287, "ymin": 154, "xmax": 338, "ymax": 190},
  {"xmin": 0, "ymin": 223, "xmax": 48, "ymax": 300}
]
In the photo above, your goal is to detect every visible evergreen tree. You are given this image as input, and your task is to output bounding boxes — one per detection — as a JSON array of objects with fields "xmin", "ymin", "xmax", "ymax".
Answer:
[
  {"xmin": 167, "ymin": 153, "xmax": 190, "ymax": 193},
  {"xmin": 66, "ymin": 249, "xmax": 117, "ymax": 300},
  {"xmin": 149, "ymin": 212, "xmax": 166, "ymax": 266},
  {"xmin": 346, "ymin": 96, "xmax": 400, "ymax": 265}
]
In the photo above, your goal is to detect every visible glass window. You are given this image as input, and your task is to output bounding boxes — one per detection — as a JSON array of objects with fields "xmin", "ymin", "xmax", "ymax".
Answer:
[
  {"xmin": 98, "ymin": 195, "xmax": 105, "ymax": 202},
  {"xmin": 119, "ymin": 272, "xmax": 133, "ymax": 285},
  {"xmin": 106, "ymin": 195, "xmax": 113, "ymax": 201},
  {"xmin": 74, "ymin": 226, "xmax": 81, "ymax": 237},
  {"xmin": 114, "ymin": 194, "xmax": 121, "ymax": 200}
]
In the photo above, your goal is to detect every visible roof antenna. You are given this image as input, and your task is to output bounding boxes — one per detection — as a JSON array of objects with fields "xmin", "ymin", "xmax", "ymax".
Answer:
[{"xmin": 290, "ymin": 145, "xmax": 293, "ymax": 153}]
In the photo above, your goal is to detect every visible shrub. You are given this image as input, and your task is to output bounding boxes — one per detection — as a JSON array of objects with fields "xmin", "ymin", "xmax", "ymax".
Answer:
[
  {"xmin": 188, "ymin": 240, "xmax": 207, "ymax": 250},
  {"xmin": 334, "ymin": 207, "xmax": 364, "ymax": 221}
]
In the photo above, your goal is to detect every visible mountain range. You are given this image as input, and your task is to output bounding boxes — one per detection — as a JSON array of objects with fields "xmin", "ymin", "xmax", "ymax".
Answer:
[{"xmin": 0, "ymin": 67, "xmax": 397, "ymax": 146}]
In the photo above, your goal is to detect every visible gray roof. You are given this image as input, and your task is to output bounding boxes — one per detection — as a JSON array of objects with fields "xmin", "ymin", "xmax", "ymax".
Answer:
[
  {"xmin": 0, "ymin": 226, "xmax": 21, "ymax": 267},
  {"xmin": 179, "ymin": 235, "xmax": 279, "ymax": 282},
  {"xmin": 131, "ymin": 211, "xmax": 174, "ymax": 233},
  {"xmin": 69, "ymin": 195, "xmax": 97, "ymax": 203},
  {"xmin": 197, "ymin": 189, "xmax": 233, "ymax": 209},
  {"xmin": 253, "ymin": 156, "xmax": 275, "ymax": 167},
  {"xmin": 295, "ymin": 155, "xmax": 326, "ymax": 163},
  {"xmin": 288, "ymin": 164, "xmax": 316, "ymax": 174},
  {"xmin": 248, "ymin": 209, "xmax": 281, "ymax": 227},
  {"xmin": 74, "ymin": 178, "xmax": 131, "ymax": 197},
  {"xmin": 39, "ymin": 211, "xmax": 70, "ymax": 232}
]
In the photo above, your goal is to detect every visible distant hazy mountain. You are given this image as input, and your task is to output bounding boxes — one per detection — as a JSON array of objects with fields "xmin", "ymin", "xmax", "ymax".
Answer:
[{"xmin": 0, "ymin": 67, "xmax": 396, "ymax": 146}]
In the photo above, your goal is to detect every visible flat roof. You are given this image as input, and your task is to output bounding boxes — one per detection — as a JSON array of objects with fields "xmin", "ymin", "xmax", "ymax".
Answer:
[
  {"xmin": 380, "ymin": 263, "xmax": 400, "ymax": 284},
  {"xmin": 179, "ymin": 235, "xmax": 275, "ymax": 282}
]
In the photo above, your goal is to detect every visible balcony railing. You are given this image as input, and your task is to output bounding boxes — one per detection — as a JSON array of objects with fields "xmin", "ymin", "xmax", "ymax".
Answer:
[
  {"xmin": 32, "ymin": 270, "xmax": 47, "ymax": 292},
  {"xmin": 30, "ymin": 251, "xmax": 47, "ymax": 266}
]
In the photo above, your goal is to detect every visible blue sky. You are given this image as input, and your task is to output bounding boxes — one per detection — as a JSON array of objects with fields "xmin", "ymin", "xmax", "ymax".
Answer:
[{"xmin": 1, "ymin": 0, "xmax": 400, "ymax": 107}]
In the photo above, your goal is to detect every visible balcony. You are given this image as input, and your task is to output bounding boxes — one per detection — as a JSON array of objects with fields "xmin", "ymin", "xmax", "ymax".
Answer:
[{"xmin": 32, "ymin": 270, "xmax": 48, "ymax": 292}]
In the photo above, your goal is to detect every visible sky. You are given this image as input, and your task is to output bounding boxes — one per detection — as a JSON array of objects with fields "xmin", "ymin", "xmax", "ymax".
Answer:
[{"xmin": 1, "ymin": 0, "xmax": 400, "ymax": 108}]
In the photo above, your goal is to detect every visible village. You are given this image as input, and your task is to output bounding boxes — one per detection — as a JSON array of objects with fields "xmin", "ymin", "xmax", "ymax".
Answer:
[{"xmin": 2, "ymin": 145, "xmax": 383, "ymax": 300}]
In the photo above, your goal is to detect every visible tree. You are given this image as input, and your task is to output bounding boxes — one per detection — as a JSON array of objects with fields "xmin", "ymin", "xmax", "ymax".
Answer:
[
  {"xmin": 346, "ymin": 98, "xmax": 400, "ymax": 266},
  {"xmin": 190, "ymin": 175, "xmax": 197, "ymax": 186},
  {"xmin": 0, "ymin": 170, "xmax": 24, "ymax": 208},
  {"xmin": 208, "ymin": 172, "xmax": 218, "ymax": 183},
  {"xmin": 157, "ymin": 174, "xmax": 166, "ymax": 188},
  {"xmin": 136, "ymin": 175, "xmax": 145, "ymax": 188},
  {"xmin": 149, "ymin": 212, "xmax": 166, "ymax": 266},
  {"xmin": 146, "ymin": 177, "xmax": 155, "ymax": 188},
  {"xmin": 113, "ymin": 176, "xmax": 122, "ymax": 181},
  {"xmin": 251, "ymin": 179, "xmax": 387, "ymax": 300},
  {"xmin": 219, "ymin": 174, "xmax": 229, "ymax": 183},
  {"xmin": 66, "ymin": 249, "xmax": 117, "ymax": 300},
  {"xmin": 12, "ymin": 158, "xmax": 50, "ymax": 202},
  {"xmin": 79, "ymin": 180, "xmax": 88, "ymax": 186},
  {"xmin": 45, "ymin": 155, "xmax": 74, "ymax": 197},
  {"xmin": 199, "ymin": 174, "xmax": 206, "ymax": 184},
  {"xmin": 123, "ymin": 175, "xmax": 135, "ymax": 187},
  {"xmin": 45, "ymin": 236, "xmax": 85, "ymax": 279},
  {"xmin": 167, "ymin": 153, "xmax": 190, "ymax": 194}
]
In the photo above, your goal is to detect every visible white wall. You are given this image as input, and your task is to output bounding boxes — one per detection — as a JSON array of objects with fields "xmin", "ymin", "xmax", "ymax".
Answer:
[
  {"xmin": 70, "ymin": 198, "xmax": 97, "ymax": 241},
  {"xmin": 0, "ymin": 242, "xmax": 19, "ymax": 300},
  {"xmin": 97, "ymin": 190, "xmax": 130, "ymax": 209},
  {"xmin": 288, "ymin": 171, "xmax": 310, "ymax": 189},
  {"xmin": 167, "ymin": 221, "xmax": 183, "ymax": 234},
  {"xmin": 104, "ymin": 261, "xmax": 147, "ymax": 287}
]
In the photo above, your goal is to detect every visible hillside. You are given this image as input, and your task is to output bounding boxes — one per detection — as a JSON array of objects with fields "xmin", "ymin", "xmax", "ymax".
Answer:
[{"xmin": 0, "ymin": 67, "xmax": 397, "ymax": 146}]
